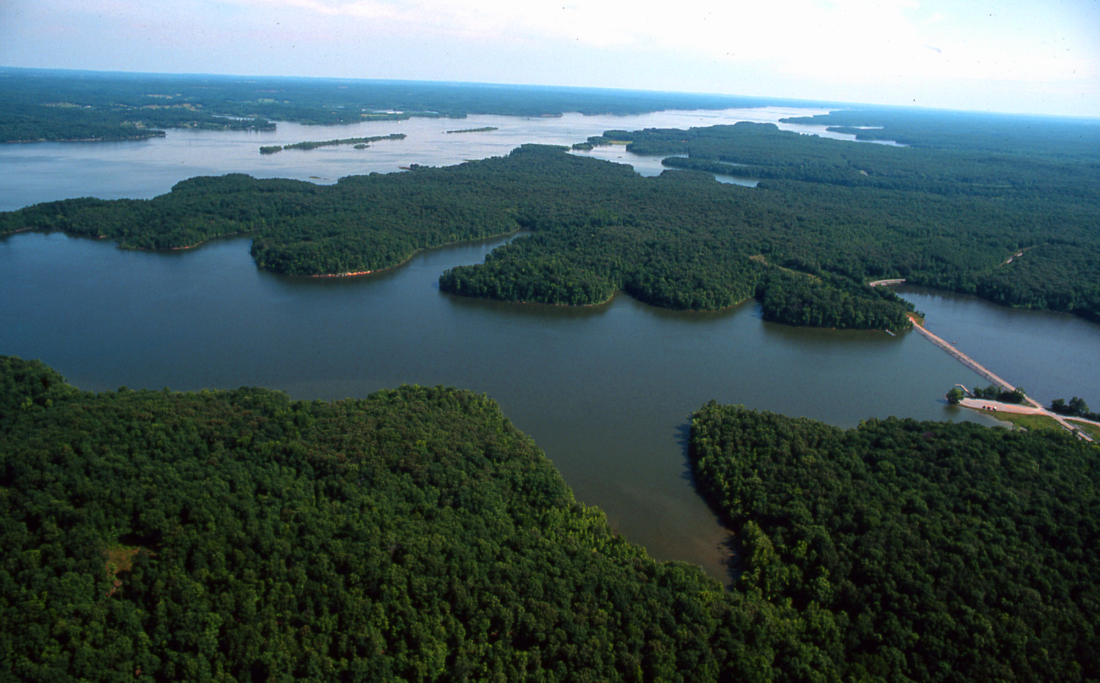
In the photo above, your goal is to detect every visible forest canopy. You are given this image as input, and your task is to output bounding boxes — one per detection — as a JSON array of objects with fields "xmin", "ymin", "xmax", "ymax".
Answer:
[
  {"xmin": 598, "ymin": 122, "xmax": 1100, "ymax": 322},
  {"xmin": 4, "ymin": 358, "xmax": 1098, "ymax": 680},
  {"xmin": 689, "ymin": 401, "xmax": 1100, "ymax": 682},
  {"xmin": 1, "ymin": 356, "xmax": 838, "ymax": 682}
]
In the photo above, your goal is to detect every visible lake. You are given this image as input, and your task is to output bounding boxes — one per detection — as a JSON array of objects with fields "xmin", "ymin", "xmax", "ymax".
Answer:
[
  {"xmin": 2, "ymin": 109, "xmax": 1097, "ymax": 584},
  {"xmin": 0, "ymin": 105, "xmax": 861, "ymax": 212}
]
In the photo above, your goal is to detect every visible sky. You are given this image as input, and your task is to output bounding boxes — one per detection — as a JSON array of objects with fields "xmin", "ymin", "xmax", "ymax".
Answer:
[{"xmin": 2, "ymin": 0, "xmax": 1098, "ymax": 118}]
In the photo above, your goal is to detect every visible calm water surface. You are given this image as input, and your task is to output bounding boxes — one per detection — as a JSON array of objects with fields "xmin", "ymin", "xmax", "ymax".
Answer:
[
  {"xmin": 2, "ymin": 109, "xmax": 1095, "ymax": 584},
  {"xmin": 897, "ymin": 286, "xmax": 1100, "ymax": 406},
  {"xmin": 2, "ymin": 230, "xmax": 1046, "ymax": 583},
  {"xmin": 0, "ymin": 106, "xmax": 855, "ymax": 212}
]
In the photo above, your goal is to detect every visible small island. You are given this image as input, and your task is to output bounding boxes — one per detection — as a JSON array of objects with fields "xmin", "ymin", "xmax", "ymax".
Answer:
[
  {"xmin": 445, "ymin": 126, "xmax": 498, "ymax": 134},
  {"xmin": 259, "ymin": 133, "xmax": 406, "ymax": 154}
]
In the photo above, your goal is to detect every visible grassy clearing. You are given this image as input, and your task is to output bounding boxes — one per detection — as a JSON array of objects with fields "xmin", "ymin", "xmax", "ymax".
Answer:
[
  {"xmin": 985, "ymin": 411, "xmax": 1065, "ymax": 432},
  {"xmin": 1066, "ymin": 419, "xmax": 1100, "ymax": 440}
]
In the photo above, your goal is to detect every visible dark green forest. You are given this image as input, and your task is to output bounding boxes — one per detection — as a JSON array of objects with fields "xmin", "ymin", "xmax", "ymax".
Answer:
[
  {"xmin": 1, "ymin": 356, "xmax": 838, "ymax": 682},
  {"xmin": 606, "ymin": 122, "xmax": 1100, "ymax": 321},
  {"xmin": 689, "ymin": 402, "xmax": 1100, "ymax": 682},
  {"xmin": 777, "ymin": 108, "xmax": 1100, "ymax": 156},
  {"xmin": 4, "ymin": 358, "xmax": 1098, "ymax": 681},
  {"xmin": 0, "ymin": 141, "xmax": 914, "ymax": 330},
  {"xmin": 259, "ymin": 134, "xmax": 407, "ymax": 155}
]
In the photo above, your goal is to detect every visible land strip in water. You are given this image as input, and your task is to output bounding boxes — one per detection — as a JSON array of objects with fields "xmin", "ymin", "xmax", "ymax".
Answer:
[{"xmin": 908, "ymin": 314, "xmax": 1094, "ymax": 441}]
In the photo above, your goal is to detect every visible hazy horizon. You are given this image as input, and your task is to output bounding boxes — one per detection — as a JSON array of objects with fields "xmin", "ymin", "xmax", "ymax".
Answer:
[{"xmin": 3, "ymin": 0, "xmax": 1097, "ymax": 119}]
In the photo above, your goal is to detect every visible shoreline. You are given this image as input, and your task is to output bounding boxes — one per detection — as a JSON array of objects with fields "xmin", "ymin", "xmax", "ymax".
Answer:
[
  {"xmin": 309, "ymin": 269, "xmax": 376, "ymax": 278},
  {"xmin": 2, "ymin": 133, "xmax": 166, "ymax": 144},
  {"xmin": 161, "ymin": 231, "xmax": 249, "ymax": 252},
  {"xmin": 304, "ymin": 229, "xmax": 525, "ymax": 279}
]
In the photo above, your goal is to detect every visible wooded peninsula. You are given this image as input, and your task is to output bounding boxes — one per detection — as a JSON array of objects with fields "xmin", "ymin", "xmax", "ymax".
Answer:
[
  {"xmin": 3, "ymin": 357, "xmax": 1096, "ymax": 680},
  {"xmin": 4, "ymin": 117, "xmax": 1099, "ymax": 327}
]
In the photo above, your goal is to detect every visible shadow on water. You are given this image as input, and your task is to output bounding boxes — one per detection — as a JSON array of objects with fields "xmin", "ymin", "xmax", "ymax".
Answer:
[{"xmin": 675, "ymin": 420, "xmax": 743, "ymax": 586}]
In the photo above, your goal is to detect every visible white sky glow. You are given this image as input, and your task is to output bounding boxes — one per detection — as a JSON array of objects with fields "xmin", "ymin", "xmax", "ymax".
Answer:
[{"xmin": 2, "ymin": 0, "xmax": 1098, "ymax": 117}]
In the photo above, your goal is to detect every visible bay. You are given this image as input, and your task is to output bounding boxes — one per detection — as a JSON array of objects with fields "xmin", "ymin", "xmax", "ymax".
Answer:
[{"xmin": 1, "ymin": 229, "xmax": 1012, "ymax": 583}]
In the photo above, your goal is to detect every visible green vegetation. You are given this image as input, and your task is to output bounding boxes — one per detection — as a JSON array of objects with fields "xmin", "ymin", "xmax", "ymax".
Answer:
[
  {"xmin": 982, "ymin": 410, "xmax": 1065, "ymax": 433},
  {"xmin": 0, "ymin": 71, "xmax": 277, "ymax": 142},
  {"xmin": 606, "ymin": 122, "xmax": 1100, "ymax": 322},
  {"xmin": 1051, "ymin": 396, "xmax": 1098, "ymax": 422},
  {"xmin": 259, "ymin": 133, "xmax": 406, "ymax": 154},
  {"xmin": 969, "ymin": 384, "xmax": 1027, "ymax": 404},
  {"xmin": 2, "ymin": 355, "xmax": 863, "ymax": 682},
  {"xmin": 0, "ymin": 144, "xmax": 914, "ymax": 327},
  {"xmin": 689, "ymin": 402, "xmax": 1100, "ymax": 681},
  {"xmin": 945, "ymin": 387, "xmax": 965, "ymax": 404},
  {"xmin": 778, "ymin": 107, "xmax": 1100, "ymax": 156},
  {"xmin": 4, "ymin": 117, "xmax": 1098, "ymax": 326},
  {"xmin": 445, "ymin": 127, "xmax": 498, "ymax": 134},
  {"xmin": 9, "ymin": 357, "xmax": 1095, "ymax": 680},
  {"xmin": 1067, "ymin": 419, "xmax": 1100, "ymax": 440}
]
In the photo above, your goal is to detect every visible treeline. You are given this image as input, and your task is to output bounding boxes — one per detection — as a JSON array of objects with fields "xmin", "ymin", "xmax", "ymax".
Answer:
[
  {"xmin": 259, "ymin": 133, "xmax": 406, "ymax": 154},
  {"xmin": 1051, "ymin": 396, "xmax": 1098, "ymax": 421},
  {"xmin": 0, "ymin": 144, "xmax": 913, "ymax": 327},
  {"xmin": 8, "ymin": 357, "xmax": 1095, "ymax": 680},
  {"xmin": 0, "ymin": 100, "xmax": 272, "ymax": 143},
  {"xmin": 777, "ymin": 107, "xmax": 1100, "ymax": 156},
  {"xmin": 0, "ymin": 70, "xmax": 283, "ymax": 142},
  {"xmin": 0, "ymin": 67, "xmax": 777, "ymax": 142},
  {"xmin": 689, "ymin": 402, "xmax": 1100, "ymax": 681},
  {"xmin": 1, "ymin": 356, "xmax": 843, "ymax": 682},
  {"xmin": 445, "ymin": 127, "xmax": 498, "ymax": 134},
  {"xmin": 969, "ymin": 384, "xmax": 1027, "ymax": 404}
]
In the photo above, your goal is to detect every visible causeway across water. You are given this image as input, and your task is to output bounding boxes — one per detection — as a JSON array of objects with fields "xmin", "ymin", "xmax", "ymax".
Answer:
[{"xmin": 907, "ymin": 314, "xmax": 1094, "ymax": 442}]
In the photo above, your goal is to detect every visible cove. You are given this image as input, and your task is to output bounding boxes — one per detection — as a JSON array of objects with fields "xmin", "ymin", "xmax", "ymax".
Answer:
[{"xmin": 1, "ymin": 230, "xmax": 1012, "ymax": 582}]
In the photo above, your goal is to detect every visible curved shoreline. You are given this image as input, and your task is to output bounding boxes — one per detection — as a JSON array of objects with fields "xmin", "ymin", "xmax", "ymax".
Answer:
[{"xmin": 303, "ymin": 229, "xmax": 524, "ymax": 279}]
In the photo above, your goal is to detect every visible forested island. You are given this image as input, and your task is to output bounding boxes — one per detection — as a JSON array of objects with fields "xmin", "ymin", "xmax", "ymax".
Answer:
[
  {"xmin": 446, "ymin": 127, "xmax": 499, "ymax": 134},
  {"xmin": 3, "ymin": 357, "xmax": 1097, "ymax": 680},
  {"xmin": 0, "ymin": 142, "xmax": 916, "ymax": 329},
  {"xmin": 258, "ymin": 133, "xmax": 406, "ymax": 154}
]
